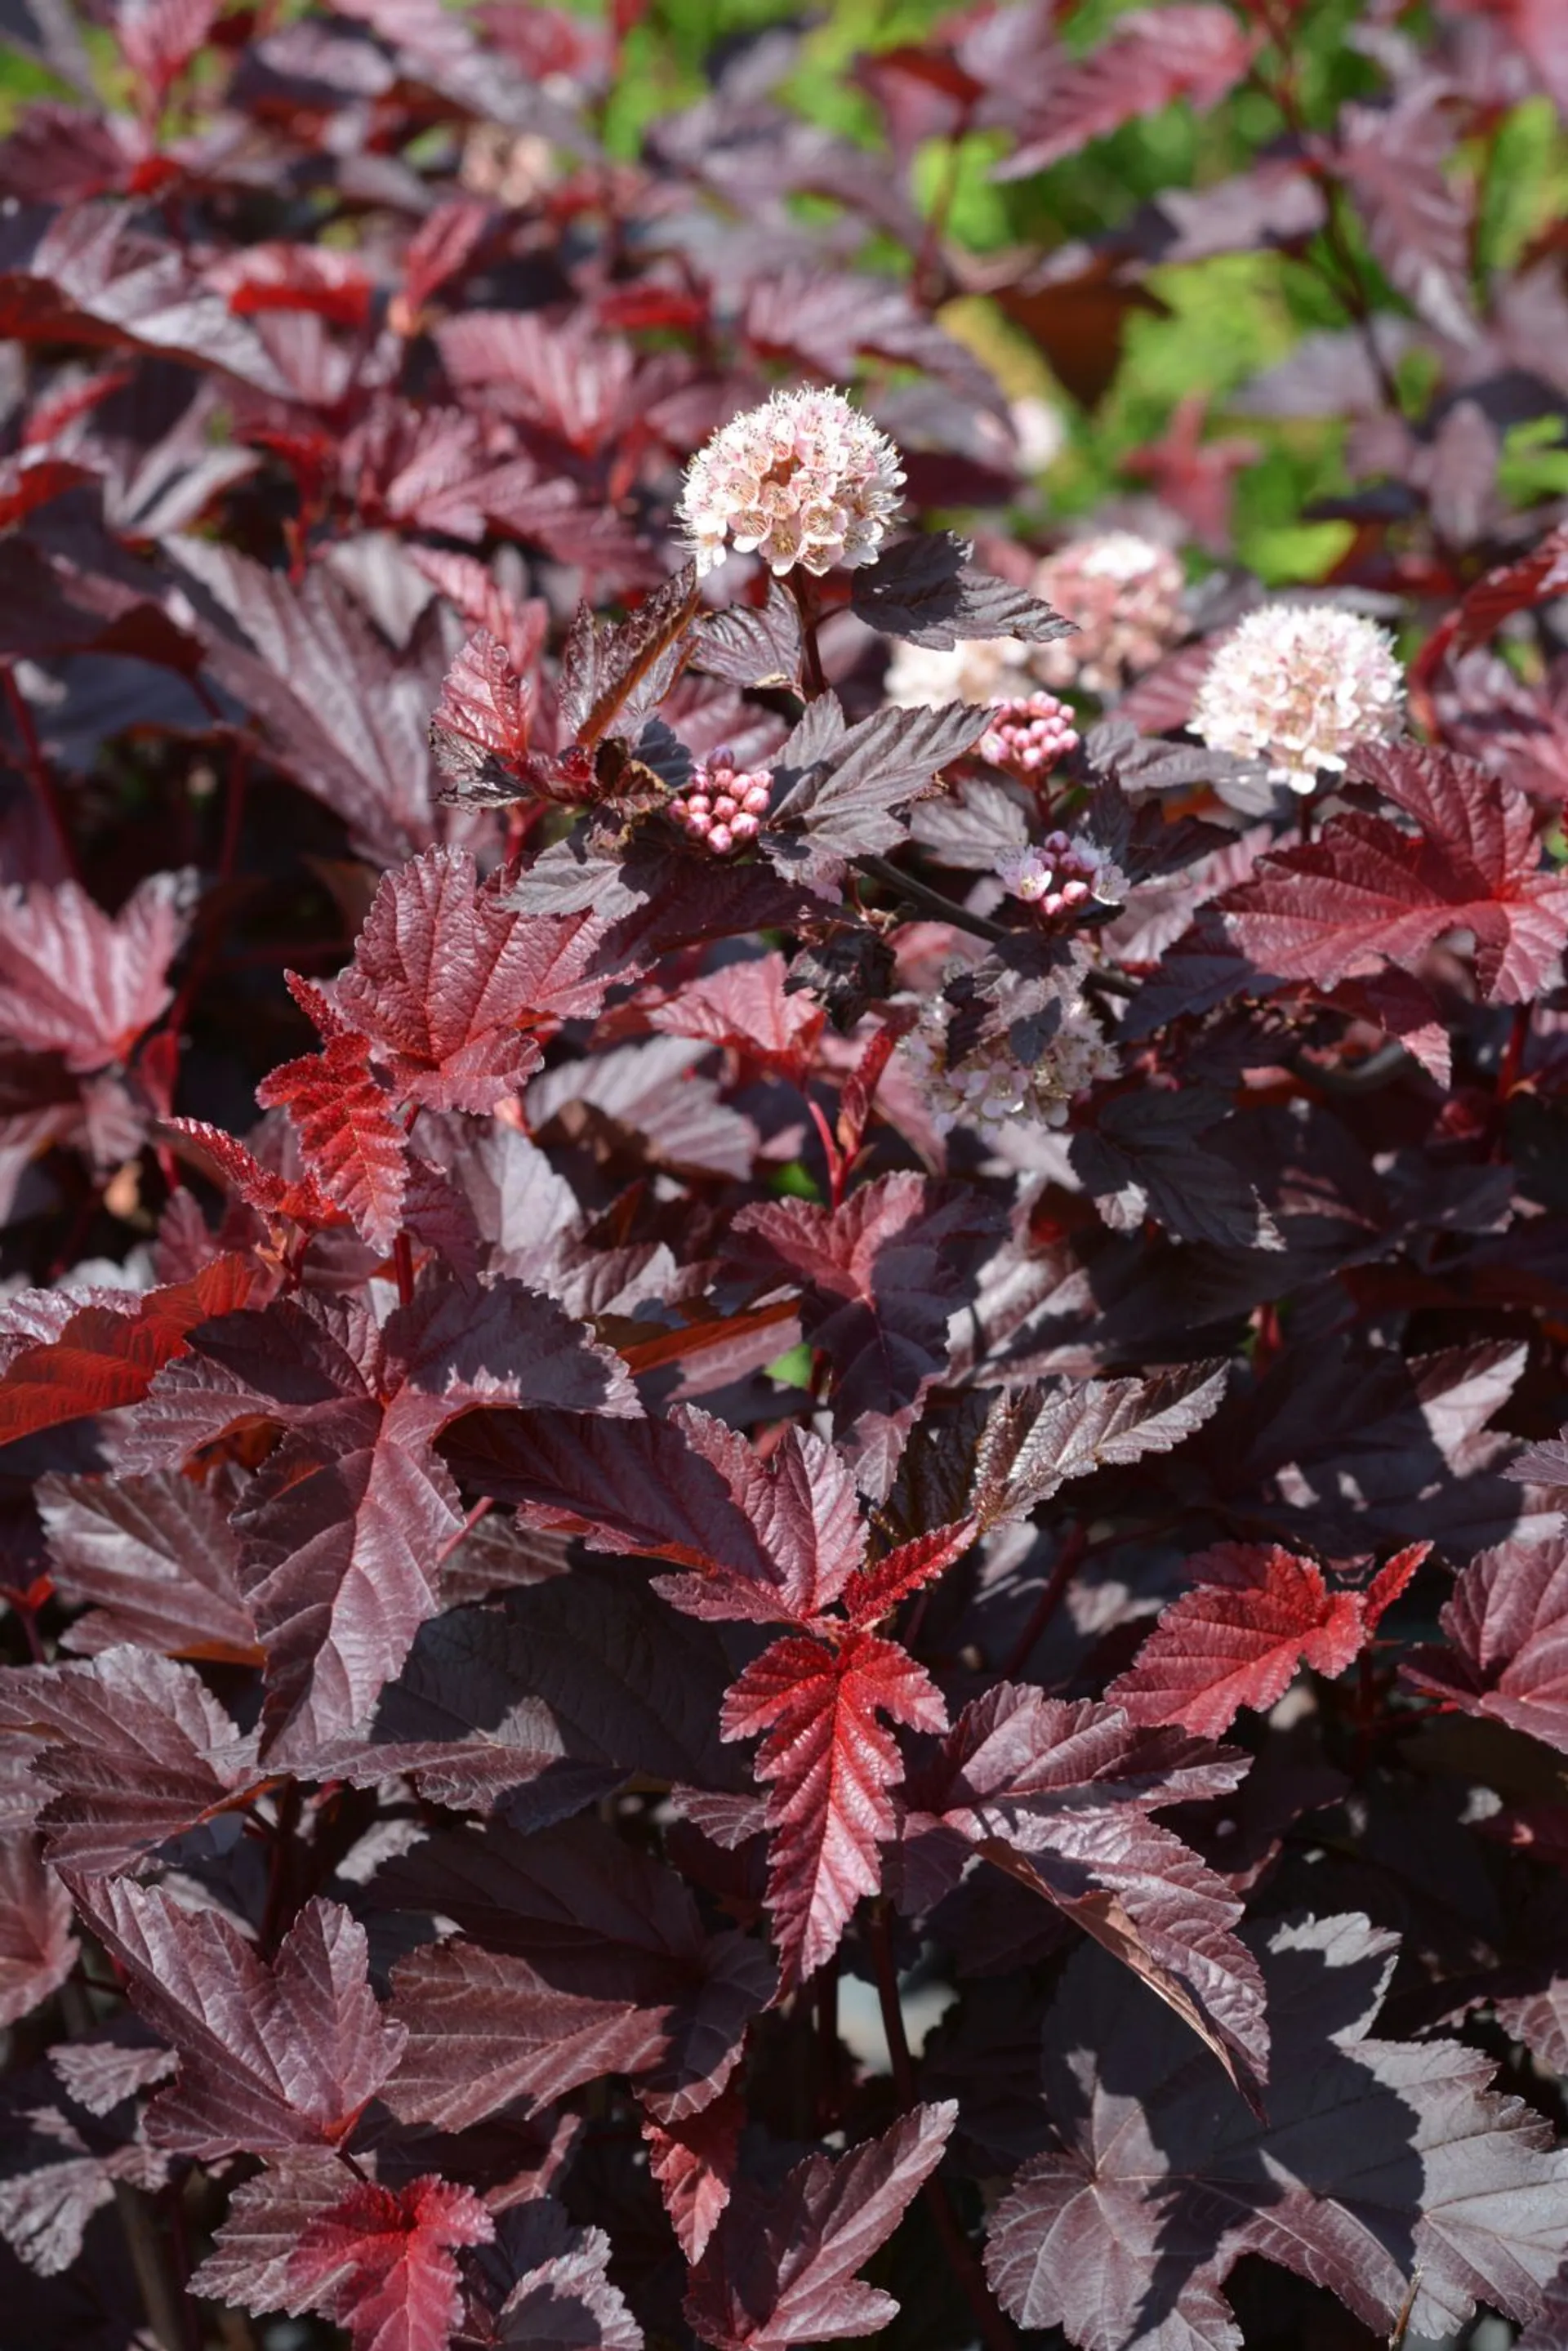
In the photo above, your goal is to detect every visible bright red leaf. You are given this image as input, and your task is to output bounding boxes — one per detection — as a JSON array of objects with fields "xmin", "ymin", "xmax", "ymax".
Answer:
[
  {"xmin": 256, "ymin": 1027, "xmax": 409, "ymax": 1250},
  {"xmin": 286, "ymin": 2175, "xmax": 495, "ymax": 2351},
  {"xmin": 721, "ymin": 1629, "xmax": 947, "ymax": 1990},
  {"xmin": 1108, "ymin": 1542, "xmax": 1427, "ymax": 1739},
  {"xmin": 0, "ymin": 1254, "xmax": 255, "ymax": 1444}
]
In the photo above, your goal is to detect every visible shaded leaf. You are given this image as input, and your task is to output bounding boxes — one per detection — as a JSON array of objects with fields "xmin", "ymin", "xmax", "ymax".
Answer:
[
  {"xmin": 685, "ymin": 2103, "xmax": 956, "ymax": 2351},
  {"xmin": 849, "ymin": 532, "xmax": 1072, "ymax": 650}
]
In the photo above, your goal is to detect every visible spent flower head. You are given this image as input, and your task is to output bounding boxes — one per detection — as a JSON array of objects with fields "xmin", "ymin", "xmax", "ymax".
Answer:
[
  {"xmin": 676, "ymin": 386, "xmax": 904, "ymax": 580},
  {"xmin": 1190, "ymin": 603, "xmax": 1405, "ymax": 793},
  {"xmin": 1029, "ymin": 532, "xmax": 1186, "ymax": 694}
]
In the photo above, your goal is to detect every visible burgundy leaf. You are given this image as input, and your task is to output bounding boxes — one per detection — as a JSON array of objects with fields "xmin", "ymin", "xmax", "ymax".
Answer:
[
  {"xmin": 429, "ymin": 626, "xmax": 550, "ymax": 807},
  {"xmin": 1404, "ymin": 1538, "xmax": 1568, "ymax": 1754},
  {"xmin": 0, "ymin": 1646, "xmax": 261, "ymax": 1873},
  {"xmin": 644, "ymin": 2086, "xmax": 742, "ymax": 2264},
  {"xmin": 0, "ymin": 1834, "xmax": 75, "ymax": 2027},
  {"xmin": 728, "ymin": 1173, "xmax": 1006, "ymax": 1448},
  {"xmin": 163, "ymin": 1118, "xmax": 343, "ymax": 1230},
  {"xmin": 74, "ymin": 1882, "xmax": 405, "ymax": 2157},
  {"xmin": 474, "ymin": 2198, "xmax": 644, "ymax": 2351},
  {"xmin": 1108, "ymin": 1542, "xmax": 1427, "ymax": 1739},
  {"xmin": 971, "ymin": 1365, "xmax": 1231, "ymax": 1525},
  {"xmin": 285, "ymin": 2174, "xmax": 495, "ymax": 2351},
  {"xmin": 766, "ymin": 695, "xmax": 991, "ymax": 873},
  {"xmin": 994, "ymin": 7, "xmax": 1257, "ymax": 179},
  {"xmin": 329, "ymin": 845, "xmax": 611, "ymax": 1112},
  {"xmin": 382, "ymin": 1821, "xmax": 774, "ymax": 2129},
  {"xmin": 1452, "ymin": 520, "xmax": 1568, "ymax": 653},
  {"xmin": 555, "ymin": 566, "xmax": 700, "ymax": 751},
  {"xmin": 721, "ymin": 1630, "xmax": 947, "ymax": 1991},
  {"xmin": 164, "ymin": 541, "xmax": 443, "ymax": 867},
  {"xmin": 0, "ymin": 874, "xmax": 190, "ymax": 1072},
  {"xmin": 685, "ymin": 2103, "xmax": 956, "ymax": 2350},
  {"xmin": 129, "ymin": 1285, "xmax": 636, "ymax": 1757},
  {"xmin": 1217, "ymin": 743, "xmax": 1568, "ymax": 1004},
  {"xmin": 694, "ymin": 586, "xmax": 804, "ymax": 694},
  {"xmin": 1339, "ymin": 89, "xmax": 1473, "ymax": 341},
  {"xmin": 311, "ymin": 1562, "xmax": 737, "ymax": 1815},
  {"xmin": 38, "ymin": 1468, "xmax": 259, "ymax": 1665},
  {"xmin": 985, "ymin": 1913, "xmax": 1568, "ymax": 2347},
  {"xmin": 903, "ymin": 1685, "xmax": 1267, "ymax": 2084}
]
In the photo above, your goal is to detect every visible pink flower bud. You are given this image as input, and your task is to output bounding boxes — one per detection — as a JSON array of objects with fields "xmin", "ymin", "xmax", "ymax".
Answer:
[
  {"xmin": 730, "ymin": 811, "xmax": 760, "ymax": 842},
  {"xmin": 707, "ymin": 822, "xmax": 734, "ymax": 854},
  {"xmin": 742, "ymin": 783, "xmax": 771, "ymax": 815},
  {"xmin": 711, "ymin": 794, "xmax": 737, "ymax": 821}
]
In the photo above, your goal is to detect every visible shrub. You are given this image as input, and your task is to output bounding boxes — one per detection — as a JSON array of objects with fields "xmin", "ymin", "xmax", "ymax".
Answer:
[{"xmin": 2, "ymin": 3, "xmax": 1568, "ymax": 2349}]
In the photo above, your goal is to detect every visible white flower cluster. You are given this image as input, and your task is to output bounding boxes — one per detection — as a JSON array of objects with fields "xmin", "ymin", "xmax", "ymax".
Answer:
[
  {"xmin": 1190, "ymin": 603, "xmax": 1405, "ymax": 793},
  {"xmin": 902, "ymin": 996, "xmax": 1117, "ymax": 1141},
  {"xmin": 676, "ymin": 387, "xmax": 904, "ymax": 579},
  {"xmin": 884, "ymin": 636, "xmax": 1024, "ymax": 708},
  {"xmin": 979, "ymin": 693, "xmax": 1080, "ymax": 777},
  {"xmin": 1031, "ymin": 533, "xmax": 1187, "ymax": 694},
  {"xmin": 995, "ymin": 831, "xmax": 1109, "ymax": 917}
]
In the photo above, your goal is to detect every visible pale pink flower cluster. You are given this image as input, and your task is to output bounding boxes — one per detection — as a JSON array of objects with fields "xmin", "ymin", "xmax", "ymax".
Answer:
[
  {"xmin": 995, "ymin": 831, "xmax": 1107, "ymax": 916},
  {"xmin": 884, "ymin": 637, "xmax": 1024, "ymax": 708},
  {"xmin": 676, "ymin": 387, "xmax": 904, "ymax": 578},
  {"xmin": 1190, "ymin": 603, "xmax": 1405, "ymax": 793},
  {"xmin": 979, "ymin": 692, "xmax": 1080, "ymax": 777},
  {"xmin": 668, "ymin": 751, "xmax": 771, "ymax": 855},
  {"xmin": 901, "ymin": 996, "xmax": 1117, "ymax": 1141},
  {"xmin": 1030, "ymin": 532, "xmax": 1186, "ymax": 693}
]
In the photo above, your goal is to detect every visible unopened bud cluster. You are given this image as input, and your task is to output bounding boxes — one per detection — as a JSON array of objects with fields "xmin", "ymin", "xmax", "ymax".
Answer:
[
  {"xmin": 995, "ymin": 831, "xmax": 1107, "ymax": 917},
  {"xmin": 979, "ymin": 692, "xmax": 1080, "ymax": 777},
  {"xmin": 676, "ymin": 386, "xmax": 904, "ymax": 579},
  {"xmin": 1189, "ymin": 603, "xmax": 1405, "ymax": 793},
  {"xmin": 1030, "ymin": 533, "xmax": 1186, "ymax": 694},
  {"xmin": 669, "ymin": 751, "xmax": 771, "ymax": 855},
  {"xmin": 902, "ymin": 997, "xmax": 1117, "ymax": 1141}
]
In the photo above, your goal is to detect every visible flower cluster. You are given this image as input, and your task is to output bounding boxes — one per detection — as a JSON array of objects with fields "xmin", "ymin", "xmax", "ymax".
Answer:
[
  {"xmin": 1030, "ymin": 533, "xmax": 1187, "ymax": 693},
  {"xmin": 676, "ymin": 387, "xmax": 904, "ymax": 578},
  {"xmin": 902, "ymin": 995, "xmax": 1117, "ymax": 1141},
  {"xmin": 995, "ymin": 830, "xmax": 1109, "ymax": 916},
  {"xmin": 1190, "ymin": 603, "xmax": 1405, "ymax": 792},
  {"xmin": 979, "ymin": 692, "xmax": 1080, "ymax": 777},
  {"xmin": 884, "ymin": 636, "xmax": 1025, "ymax": 708},
  {"xmin": 667, "ymin": 750, "xmax": 772, "ymax": 853}
]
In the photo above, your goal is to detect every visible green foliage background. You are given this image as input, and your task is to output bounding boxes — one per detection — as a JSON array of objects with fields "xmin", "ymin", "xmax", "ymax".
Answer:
[{"xmin": 5, "ymin": 0, "xmax": 1564, "ymax": 586}]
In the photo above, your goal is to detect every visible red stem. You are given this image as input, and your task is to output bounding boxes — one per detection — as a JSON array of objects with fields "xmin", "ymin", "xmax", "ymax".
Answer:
[
  {"xmin": 1497, "ymin": 1001, "xmax": 1530, "ymax": 1104},
  {"xmin": 806, "ymin": 1096, "xmax": 847, "ymax": 1208},
  {"xmin": 1000, "ymin": 1521, "xmax": 1088, "ymax": 1681},
  {"xmin": 867, "ymin": 1904, "xmax": 1019, "ymax": 2351},
  {"xmin": 2, "ymin": 663, "xmax": 80, "ymax": 882},
  {"xmin": 393, "ymin": 1230, "xmax": 416, "ymax": 1309}
]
